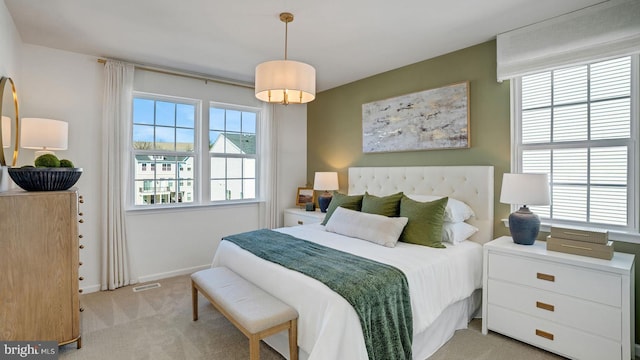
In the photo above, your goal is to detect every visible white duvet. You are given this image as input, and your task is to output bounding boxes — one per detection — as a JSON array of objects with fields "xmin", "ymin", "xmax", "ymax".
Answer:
[{"xmin": 211, "ymin": 224, "xmax": 483, "ymax": 360}]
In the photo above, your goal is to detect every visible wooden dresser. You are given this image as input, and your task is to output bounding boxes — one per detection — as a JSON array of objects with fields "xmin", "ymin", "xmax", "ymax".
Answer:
[
  {"xmin": 0, "ymin": 189, "xmax": 83, "ymax": 348},
  {"xmin": 482, "ymin": 236, "xmax": 635, "ymax": 360}
]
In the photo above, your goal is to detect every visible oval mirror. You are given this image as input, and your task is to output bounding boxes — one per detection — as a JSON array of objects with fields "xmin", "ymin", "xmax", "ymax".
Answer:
[{"xmin": 0, "ymin": 76, "xmax": 20, "ymax": 167}]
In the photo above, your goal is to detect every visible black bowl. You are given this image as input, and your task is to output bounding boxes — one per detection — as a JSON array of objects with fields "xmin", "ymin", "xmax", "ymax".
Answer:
[{"xmin": 8, "ymin": 167, "xmax": 83, "ymax": 191}]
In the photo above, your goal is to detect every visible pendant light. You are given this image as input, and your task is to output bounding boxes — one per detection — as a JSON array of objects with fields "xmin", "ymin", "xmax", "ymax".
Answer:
[{"xmin": 255, "ymin": 12, "xmax": 316, "ymax": 105}]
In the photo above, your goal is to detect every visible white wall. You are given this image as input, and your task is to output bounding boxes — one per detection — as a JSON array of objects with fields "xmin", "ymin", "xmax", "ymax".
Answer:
[
  {"xmin": 0, "ymin": 0, "xmax": 21, "ymax": 79},
  {"xmin": 128, "ymin": 69, "xmax": 308, "ymax": 284},
  {"xmin": 12, "ymin": 45, "xmax": 306, "ymax": 292}
]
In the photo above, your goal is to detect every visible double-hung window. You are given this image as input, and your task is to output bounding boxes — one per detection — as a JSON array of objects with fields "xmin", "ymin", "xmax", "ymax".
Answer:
[
  {"xmin": 131, "ymin": 93, "xmax": 261, "ymax": 208},
  {"xmin": 209, "ymin": 104, "xmax": 258, "ymax": 202},
  {"xmin": 132, "ymin": 94, "xmax": 198, "ymax": 206},
  {"xmin": 513, "ymin": 55, "xmax": 638, "ymax": 234}
]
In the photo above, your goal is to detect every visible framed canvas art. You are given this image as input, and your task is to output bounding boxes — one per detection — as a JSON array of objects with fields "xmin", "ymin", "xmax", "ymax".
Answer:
[{"xmin": 362, "ymin": 81, "xmax": 470, "ymax": 153}]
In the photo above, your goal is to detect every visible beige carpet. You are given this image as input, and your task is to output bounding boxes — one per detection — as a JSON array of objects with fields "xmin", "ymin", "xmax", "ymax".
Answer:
[{"xmin": 59, "ymin": 275, "xmax": 565, "ymax": 360}]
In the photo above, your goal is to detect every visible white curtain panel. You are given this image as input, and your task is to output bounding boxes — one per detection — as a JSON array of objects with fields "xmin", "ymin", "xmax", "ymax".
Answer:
[
  {"xmin": 101, "ymin": 60, "xmax": 136, "ymax": 290},
  {"xmin": 259, "ymin": 103, "xmax": 279, "ymax": 229},
  {"xmin": 497, "ymin": 0, "xmax": 640, "ymax": 81}
]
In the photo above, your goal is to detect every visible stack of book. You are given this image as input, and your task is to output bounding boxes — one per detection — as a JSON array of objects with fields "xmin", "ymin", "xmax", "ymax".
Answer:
[{"xmin": 546, "ymin": 226, "xmax": 613, "ymax": 260}]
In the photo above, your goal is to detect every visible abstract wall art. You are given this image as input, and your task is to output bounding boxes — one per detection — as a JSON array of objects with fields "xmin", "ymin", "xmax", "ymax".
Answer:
[{"xmin": 362, "ymin": 81, "xmax": 470, "ymax": 153}]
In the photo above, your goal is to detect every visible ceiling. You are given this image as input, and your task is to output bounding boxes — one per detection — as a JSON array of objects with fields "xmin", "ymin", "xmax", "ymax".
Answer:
[{"xmin": 4, "ymin": 0, "xmax": 605, "ymax": 92}]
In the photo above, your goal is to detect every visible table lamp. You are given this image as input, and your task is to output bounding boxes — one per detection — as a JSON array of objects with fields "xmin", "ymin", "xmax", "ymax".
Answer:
[
  {"xmin": 500, "ymin": 173, "xmax": 550, "ymax": 245},
  {"xmin": 20, "ymin": 118, "xmax": 68, "ymax": 158},
  {"xmin": 313, "ymin": 172, "xmax": 338, "ymax": 213}
]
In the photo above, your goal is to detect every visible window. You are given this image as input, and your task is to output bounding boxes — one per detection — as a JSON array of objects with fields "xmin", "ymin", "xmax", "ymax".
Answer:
[
  {"xmin": 209, "ymin": 104, "xmax": 258, "ymax": 201},
  {"xmin": 131, "ymin": 93, "xmax": 262, "ymax": 208},
  {"xmin": 132, "ymin": 95, "xmax": 197, "ymax": 206},
  {"xmin": 513, "ymin": 55, "xmax": 638, "ymax": 233}
]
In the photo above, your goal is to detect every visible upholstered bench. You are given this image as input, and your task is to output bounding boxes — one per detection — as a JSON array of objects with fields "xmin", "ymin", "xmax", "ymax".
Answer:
[{"xmin": 191, "ymin": 267, "xmax": 298, "ymax": 360}]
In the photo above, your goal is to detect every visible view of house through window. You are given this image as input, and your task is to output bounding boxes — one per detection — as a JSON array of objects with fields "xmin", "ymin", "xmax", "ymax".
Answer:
[
  {"xmin": 515, "ymin": 55, "xmax": 637, "ymax": 231},
  {"xmin": 132, "ymin": 95, "xmax": 197, "ymax": 206},
  {"xmin": 131, "ymin": 94, "xmax": 260, "ymax": 207},
  {"xmin": 209, "ymin": 105, "xmax": 257, "ymax": 201}
]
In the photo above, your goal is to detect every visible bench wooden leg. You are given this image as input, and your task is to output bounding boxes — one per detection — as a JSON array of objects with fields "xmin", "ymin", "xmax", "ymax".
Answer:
[
  {"xmin": 191, "ymin": 280, "xmax": 198, "ymax": 321},
  {"xmin": 289, "ymin": 319, "xmax": 298, "ymax": 360},
  {"xmin": 249, "ymin": 334, "xmax": 260, "ymax": 360}
]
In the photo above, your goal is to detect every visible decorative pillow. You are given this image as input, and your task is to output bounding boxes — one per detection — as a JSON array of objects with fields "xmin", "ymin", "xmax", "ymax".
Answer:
[
  {"xmin": 361, "ymin": 192, "xmax": 403, "ymax": 217},
  {"xmin": 321, "ymin": 192, "xmax": 364, "ymax": 225},
  {"xmin": 442, "ymin": 222, "xmax": 479, "ymax": 245},
  {"xmin": 399, "ymin": 196, "xmax": 448, "ymax": 248},
  {"xmin": 325, "ymin": 206, "xmax": 408, "ymax": 248},
  {"xmin": 406, "ymin": 194, "xmax": 474, "ymax": 223}
]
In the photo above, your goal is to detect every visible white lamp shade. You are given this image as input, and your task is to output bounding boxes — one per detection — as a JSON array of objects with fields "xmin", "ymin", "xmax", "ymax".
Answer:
[
  {"xmin": 255, "ymin": 60, "xmax": 316, "ymax": 104},
  {"xmin": 20, "ymin": 118, "xmax": 68, "ymax": 150},
  {"xmin": 313, "ymin": 172, "xmax": 339, "ymax": 191},
  {"xmin": 1, "ymin": 116, "xmax": 10, "ymax": 148},
  {"xmin": 500, "ymin": 173, "xmax": 550, "ymax": 206}
]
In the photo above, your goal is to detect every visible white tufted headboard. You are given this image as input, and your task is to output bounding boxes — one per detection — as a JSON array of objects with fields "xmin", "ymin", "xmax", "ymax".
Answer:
[{"xmin": 348, "ymin": 166, "xmax": 494, "ymax": 244}]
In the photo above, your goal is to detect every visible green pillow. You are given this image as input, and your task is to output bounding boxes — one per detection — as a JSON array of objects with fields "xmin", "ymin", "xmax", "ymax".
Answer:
[
  {"xmin": 321, "ymin": 192, "xmax": 364, "ymax": 225},
  {"xmin": 361, "ymin": 192, "xmax": 403, "ymax": 217},
  {"xmin": 399, "ymin": 195, "xmax": 448, "ymax": 248}
]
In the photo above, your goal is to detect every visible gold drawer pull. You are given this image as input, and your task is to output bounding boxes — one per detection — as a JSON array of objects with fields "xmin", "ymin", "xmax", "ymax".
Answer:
[
  {"xmin": 536, "ymin": 329, "xmax": 554, "ymax": 341},
  {"xmin": 537, "ymin": 272, "xmax": 555, "ymax": 282},
  {"xmin": 80, "ymin": 307, "xmax": 85, "ymax": 312},
  {"xmin": 79, "ymin": 244, "xmax": 85, "ymax": 249},
  {"xmin": 297, "ymin": 220, "xmax": 303, "ymax": 225},
  {"xmin": 536, "ymin": 301, "xmax": 555, "ymax": 312},
  {"xmin": 79, "ymin": 289, "xmax": 83, "ymax": 294},
  {"xmin": 79, "ymin": 276, "xmax": 84, "ymax": 281},
  {"xmin": 79, "ymin": 219, "xmax": 84, "ymax": 223}
]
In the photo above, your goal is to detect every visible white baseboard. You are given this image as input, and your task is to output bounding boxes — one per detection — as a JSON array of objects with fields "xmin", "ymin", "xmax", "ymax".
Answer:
[
  {"xmin": 137, "ymin": 264, "xmax": 210, "ymax": 284},
  {"xmin": 79, "ymin": 264, "xmax": 211, "ymax": 294}
]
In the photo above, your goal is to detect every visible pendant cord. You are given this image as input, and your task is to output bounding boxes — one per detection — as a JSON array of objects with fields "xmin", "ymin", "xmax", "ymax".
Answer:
[{"xmin": 284, "ymin": 20, "xmax": 288, "ymax": 60}]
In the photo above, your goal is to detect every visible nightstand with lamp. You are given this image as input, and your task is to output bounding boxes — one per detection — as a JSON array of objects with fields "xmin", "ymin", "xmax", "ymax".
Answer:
[
  {"xmin": 499, "ymin": 173, "xmax": 550, "ymax": 245},
  {"xmin": 313, "ymin": 171, "xmax": 338, "ymax": 213}
]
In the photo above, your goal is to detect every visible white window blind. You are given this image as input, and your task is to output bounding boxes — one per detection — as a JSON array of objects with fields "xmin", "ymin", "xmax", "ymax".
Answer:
[
  {"xmin": 496, "ymin": 0, "xmax": 640, "ymax": 81},
  {"xmin": 515, "ymin": 55, "xmax": 637, "ymax": 231}
]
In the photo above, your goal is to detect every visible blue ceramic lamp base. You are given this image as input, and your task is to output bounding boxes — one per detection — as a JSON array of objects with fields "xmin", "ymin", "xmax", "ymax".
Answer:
[
  {"xmin": 508, "ymin": 206, "xmax": 541, "ymax": 245},
  {"xmin": 318, "ymin": 192, "xmax": 333, "ymax": 213}
]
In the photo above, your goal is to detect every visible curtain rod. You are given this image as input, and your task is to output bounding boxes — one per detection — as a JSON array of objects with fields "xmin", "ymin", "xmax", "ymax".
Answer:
[{"xmin": 97, "ymin": 58, "xmax": 254, "ymax": 89}]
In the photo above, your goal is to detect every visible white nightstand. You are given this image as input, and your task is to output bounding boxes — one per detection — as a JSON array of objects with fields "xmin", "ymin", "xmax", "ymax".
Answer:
[
  {"xmin": 283, "ymin": 208, "xmax": 326, "ymax": 227},
  {"xmin": 482, "ymin": 236, "xmax": 635, "ymax": 360}
]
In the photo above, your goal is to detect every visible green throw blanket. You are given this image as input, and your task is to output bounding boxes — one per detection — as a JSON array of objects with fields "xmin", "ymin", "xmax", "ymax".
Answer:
[{"xmin": 223, "ymin": 229, "xmax": 413, "ymax": 360}]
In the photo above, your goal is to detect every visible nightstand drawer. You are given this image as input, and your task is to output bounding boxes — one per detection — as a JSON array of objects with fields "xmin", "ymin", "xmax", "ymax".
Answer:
[
  {"xmin": 488, "ymin": 305, "xmax": 621, "ymax": 360},
  {"xmin": 487, "ymin": 252, "xmax": 621, "ymax": 306},
  {"xmin": 488, "ymin": 279, "xmax": 621, "ymax": 341},
  {"xmin": 283, "ymin": 208, "xmax": 325, "ymax": 227}
]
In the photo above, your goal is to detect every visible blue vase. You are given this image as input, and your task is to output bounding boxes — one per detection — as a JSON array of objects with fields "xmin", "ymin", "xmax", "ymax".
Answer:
[{"xmin": 508, "ymin": 206, "xmax": 540, "ymax": 245}]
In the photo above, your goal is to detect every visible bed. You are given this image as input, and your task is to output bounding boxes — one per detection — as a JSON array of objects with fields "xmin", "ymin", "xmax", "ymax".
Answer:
[{"xmin": 212, "ymin": 166, "xmax": 494, "ymax": 360}]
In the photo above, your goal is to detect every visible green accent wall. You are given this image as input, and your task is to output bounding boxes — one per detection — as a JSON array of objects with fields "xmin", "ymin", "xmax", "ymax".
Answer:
[
  {"xmin": 307, "ymin": 39, "xmax": 640, "ymax": 344},
  {"xmin": 308, "ymin": 40, "xmax": 512, "ymax": 237}
]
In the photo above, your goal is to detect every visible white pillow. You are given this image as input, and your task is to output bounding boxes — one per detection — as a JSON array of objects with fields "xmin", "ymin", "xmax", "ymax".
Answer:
[
  {"xmin": 406, "ymin": 194, "xmax": 475, "ymax": 223},
  {"xmin": 325, "ymin": 206, "xmax": 408, "ymax": 248},
  {"xmin": 442, "ymin": 222, "xmax": 479, "ymax": 245}
]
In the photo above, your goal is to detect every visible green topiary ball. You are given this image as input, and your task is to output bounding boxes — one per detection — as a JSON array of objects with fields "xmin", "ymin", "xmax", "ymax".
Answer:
[
  {"xmin": 59, "ymin": 159, "xmax": 74, "ymax": 168},
  {"xmin": 34, "ymin": 154, "xmax": 61, "ymax": 167}
]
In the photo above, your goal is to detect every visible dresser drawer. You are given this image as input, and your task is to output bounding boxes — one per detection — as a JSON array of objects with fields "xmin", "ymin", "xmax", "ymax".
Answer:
[
  {"xmin": 487, "ymin": 252, "xmax": 621, "ymax": 306},
  {"xmin": 487, "ymin": 279, "xmax": 621, "ymax": 341},
  {"xmin": 488, "ymin": 305, "xmax": 621, "ymax": 360}
]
